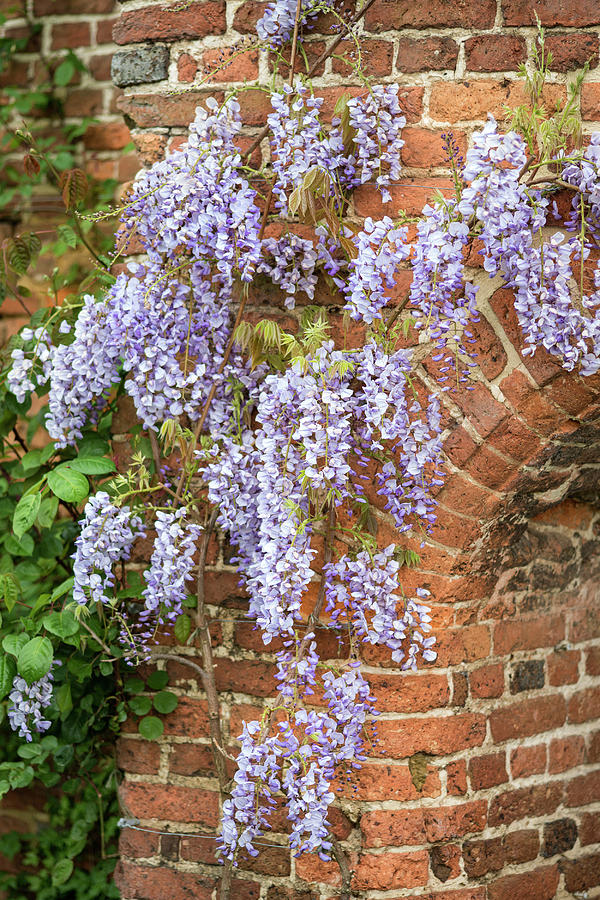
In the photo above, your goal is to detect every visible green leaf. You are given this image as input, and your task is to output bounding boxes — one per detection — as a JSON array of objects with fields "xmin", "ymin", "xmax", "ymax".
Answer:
[
  {"xmin": 37, "ymin": 496, "xmax": 59, "ymax": 529},
  {"xmin": 129, "ymin": 695, "xmax": 152, "ymax": 716},
  {"xmin": 124, "ymin": 676, "xmax": 144, "ymax": 694},
  {"xmin": 146, "ymin": 670, "xmax": 169, "ymax": 691},
  {"xmin": 77, "ymin": 436, "xmax": 109, "ymax": 457},
  {"xmin": 138, "ymin": 716, "xmax": 164, "ymax": 741},
  {"xmin": 2, "ymin": 633, "xmax": 28, "ymax": 657},
  {"xmin": 44, "ymin": 609, "xmax": 79, "ymax": 638},
  {"xmin": 49, "ymin": 577, "xmax": 74, "ymax": 604},
  {"xmin": 47, "ymin": 465, "xmax": 89, "ymax": 503},
  {"xmin": 173, "ymin": 614, "xmax": 191, "ymax": 644},
  {"xmin": 56, "ymin": 223, "xmax": 77, "ymax": 248},
  {"xmin": 55, "ymin": 682, "xmax": 73, "ymax": 718},
  {"xmin": 153, "ymin": 691, "xmax": 178, "ymax": 715},
  {"xmin": 13, "ymin": 492, "xmax": 41, "ymax": 539},
  {"xmin": 67, "ymin": 457, "xmax": 116, "ymax": 476},
  {"xmin": 17, "ymin": 636, "xmax": 53, "ymax": 684},
  {"xmin": 20, "ymin": 449, "xmax": 42, "ymax": 473},
  {"xmin": 99, "ymin": 660, "xmax": 113, "ymax": 676},
  {"xmin": 51, "ymin": 859, "xmax": 73, "ymax": 887},
  {"xmin": 2, "ymin": 573, "xmax": 18, "ymax": 612},
  {"xmin": 0, "ymin": 655, "xmax": 16, "ymax": 699},
  {"xmin": 4, "ymin": 533, "xmax": 34, "ymax": 556}
]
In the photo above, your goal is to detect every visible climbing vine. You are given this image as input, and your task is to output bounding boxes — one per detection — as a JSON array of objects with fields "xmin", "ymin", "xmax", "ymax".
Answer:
[{"xmin": 1, "ymin": 2, "xmax": 599, "ymax": 898}]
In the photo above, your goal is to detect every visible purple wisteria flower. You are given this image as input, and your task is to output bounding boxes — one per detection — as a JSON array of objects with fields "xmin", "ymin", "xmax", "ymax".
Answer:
[{"xmin": 8, "ymin": 663, "xmax": 60, "ymax": 742}]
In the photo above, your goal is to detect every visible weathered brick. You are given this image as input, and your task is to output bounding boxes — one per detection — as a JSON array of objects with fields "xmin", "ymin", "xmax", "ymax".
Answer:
[
  {"xmin": 580, "ymin": 811, "xmax": 600, "ymax": 845},
  {"xmin": 490, "ymin": 695, "xmax": 566, "ymax": 742},
  {"xmin": 489, "ymin": 783, "xmax": 563, "ymax": 826},
  {"xmin": 116, "ymin": 738, "xmax": 160, "ymax": 775},
  {"xmin": 547, "ymin": 649, "xmax": 580, "ymax": 685},
  {"xmin": 503, "ymin": 828, "xmax": 540, "ymax": 864},
  {"xmin": 396, "ymin": 36, "xmax": 459, "ymax": 72},
  {"xmin": 365, "ymin": 0, "xmax": 496, "ymax": 31},
  {"xmin": 115, "ymin": 862, "xmax": 215, "ymax": 900},
  {"xmin": 568, "ymin": 686, "xmax": 600, "ymax": 723},
  {"xmin": 447, "ymin": 759, "xmax": 468, "ymax": 796},
  {"xmin": 113, "ymin": 2, "xmax": 226, "ymax": 44},
  {"xmin": 510, "ymin": 744, "xmax": 547, "ymax": 779},
  {"xmin": 561, "ymin": 852, "xmax": 600, "ymax": 892},
  {"xmin": 465, "ymin": 34, "xmax": 527, "ymax": 72},
  {"xmin": 510, "ymin": 658, "xmax": 545, "ymax": 693},
  {"xmin": 352, "ymin": 850, "xmax": 429, "ymax": 891},
  {"xmin": 361, "ymin": 801, "xmax": 487, "ymax": 848},
  {"xmin": 545, "ymin": 32, "xmax": 599, "ymax": 70},
  {"xmin": 503, "ymin": 0, "xmax": 600, "ymax": 26},
  {"xmin": 566, "ymin": 770, "xmax": 600, "ymax": 807},
  {"xmin": 542, "ymin": 818, "xmax": 577, "ymax": 857},
  {"xmin": 469, "ymin": 663, "xmax": 504, "ymax": 698},
  {"xmin": 469, "ymin": 753, "xmax": 507, "ymax": 791},
  {"xmin": 111, "ymin": 45, "xmax": 170, "ymax": 87},
  {"xmin": 119, "ymin": 781, "xmax": 219, "ymax": 826},
  {"xmin": 463, "ymin": 837, "xmax": 504, "ymax": 877},
  {"xmin": 371, "ymin": 714, "xmax": 486, "ymax": 758},
  {"xmin": 487, "ymin": 865, "xmax": 559, "ymax": 900},
  {"xmin": 494, "ymin": 614, "xmax": 564, "ymax": 655}
]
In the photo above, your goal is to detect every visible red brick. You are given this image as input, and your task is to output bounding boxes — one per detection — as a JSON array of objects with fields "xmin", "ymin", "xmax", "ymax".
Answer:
[
  {"xmin": 352, "ymin": 850, "xmax": 429, "ymax": 890},
  {"xmin": 500, "ymin": 370, "xmax": 563, "ymax": 435},
  {"xmin": 365, "ymin": 0, "xmax": 495, "ymax": 31},
  {"xmin": 582, "ymin": 83, "xmax": 600, "ymax": 120},
  {"xmin": 396, "ymin": 36, "xmax": 459, "ymax": 72},
  {"xmin": 113, "ymin": 2, "xmax": 226, "ymax": 44},
  {"xmin": 177, "ymin": 52, "xmax": 198, "ymax": 83},
  {"xmin": 354, "ymin": 176, "xmax": 453, "ymax": 219},
  {"xmin": 489, "ymin": 287, "xmax": 564, "ymax": 385},
  {"xmin": 50, "ymin": 21, "xmax": 90, "ymax": 50},
  {"xmin": 63, "ymin": 89, "xmax": 104, "ymax": 117},
  {"xmin": 469, "ymin": 663, "xmax": 504, "ymax": 699},
  {"xmin": 546, "ymin": 32, "xmax": 599, "ymax": 71},
  {"xmin": 503, "ymin": 0, "xmax": 600, "ymax": 26},
  {"xmin": 580, "ymin": 811, "xmax": 600, "ymax": 845},
  {"xmin": 202, "ymin": 47, "xmax": 259, "ymax": 83},
  {"xmin": 587, "ymin": 645, "xmax": 600, "ymax": 676},
  {"xmin": 362, "ymin": 801, "xmax": 487, "ymax": 848},
  {"xmin": 168, "ymin": 742, "xmax": 217, "ymax": 777},
  {"xmin": 119, "ymin": 826, "xmax": 159, "ymax": 859},
  {"xmin": 118, "ymin": 92, "xmax": 222, "ymax": 128},
  {"xmin": 510, "ymin": 744, "xmax": 547, "ymax": 778},
  {"xmin": 88, "ymin": 53, "xmax": 113, "ymax": 82},
  {"xmin": 562, "ymin": 852, "xmax": 600, "ymax": 893},
  {"xmin": 489, "ymin": 783, "xmax": 563, "ymax": 826},
  {"xmin": 463, "ymin": 838, "xmax": 504, "ymax": 877},
  {"xmin": 115, "ymin": 862, "xmax": 215, "ymax": 900},
  {"xmin": 84, "ymin": 122, "xmax": 131, "ymax": 151},
  {"xmin": 503, "ymin": 828, "xmax": 540, "ymax": 864},
  {"xmin": 487, "ymin": 865, "xmax": 559, "ymax": 900},
  {"xmin": 133, "ymin": 132, "xmax": 168, "ymax": 167},
  {"xmin": 469, "ymin": 753, "xmax": 508, "ymax": 790},
  {"xmin": 97, "ymin": 16, "xmax": 118, "ymax": 44},
  {"xmin": 568, "ymin": 686, "xmax": 600, "ymax": 724},
  {"xmin": 465, "ymin": 34, "xmax": 527, "ymax": 72},
  {"xmin": 117, "ymin": 738, "xmax": 161, "ymax": 775},
  {"xmin": 371, "ymin": 713, "xmax": 486, "ymax": 758},
  {"xmin": 494, "ymin": 614, "xmax": 565, "ymax": 655},
  {"xmin": 399, "ymin": 892, "xmax": 485, "ymax": 900},
  {"xmin": 547, "ymin": 649, "xmax": 580, "ymax": 685},
  {"xmin": 566, "ymin": 770, "xmax": 600, "ymax": 807},
  {"xmin": 333, "ymin": 762, "xmax": 441, "ymax": 801},
  {"xmin": 119, "ymin": 781, "xmax": 219, "ymax": 826},
  {"xmin": 463, "ymin": 443, "xmax": 518, "ymax": 491},
  {"xmin": 447, "ymin": 759, "xmax": 468, "ymax": 795},
  {"xmin": 491, "ymin": 695, "xmax": 566, "ymax": 743},
  {"xmin": 570, "ymin": 601, "xmax": 600, "ymax": 643},
  {"xmin": 366, "ymin": 672, "xmax": 449, "ymax": 712},
  {"xmin": 332, "ymin": 39, "xmax": 393, "ymax": 77},
  {"xmin": 233, "ymin": 0, "xmax": 267, "ymax": 32},
  {"xmin": 591, "ymin": 730, "xmax": 600, "ymax": 764},
  {"xmin": 401, "ymin": 127, "xmax": 466, "ymax": 169},
  {"xmin": 549, "ymin": 736, "xmax": 586, "ymax": 774}
]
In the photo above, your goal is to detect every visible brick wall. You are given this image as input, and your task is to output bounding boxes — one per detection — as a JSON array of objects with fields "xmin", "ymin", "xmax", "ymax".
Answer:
[{"xmin": 4, "ymin": 0, "xmax": 600, "ymax": 897}]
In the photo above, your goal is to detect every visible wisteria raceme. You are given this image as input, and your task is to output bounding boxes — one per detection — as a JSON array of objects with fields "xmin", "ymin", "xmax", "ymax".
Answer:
[
  {"xmin": 257, "ymin": 232, "xmax": 318, "ymax": 306},
  {"xmin": 324, "ymin": 546, "xmax": 436, "ymax": 668},
  {"xmin": 7, "ymin": 663, "xmax": 59, "ymax": 742},
  {"xmin": 345, "ymin": 84, "xmax": 406, "ymax": 201},
  {"xmin": 7, "ymin": 325, "xmax": 54, "ymax": 403},
  {"xmin": 73, "ymin": 492, "xmax": 145, "ymax": 607},
  {"xmin": 141, "ymin": 509, "xmax": 202, "ymax": 626},
  {"xmin": 256, "ymin": 0, "xmax": 327, "ymax": 46},
  {"xmin": 344, "ymin": 216, "xmax": 409, "ymax": 323}
]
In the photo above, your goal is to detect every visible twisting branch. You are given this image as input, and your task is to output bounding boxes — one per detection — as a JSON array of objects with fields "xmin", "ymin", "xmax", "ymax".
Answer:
[{"xmin": 330, "ymin": 834, "xmax": 352, "ymax": 900}]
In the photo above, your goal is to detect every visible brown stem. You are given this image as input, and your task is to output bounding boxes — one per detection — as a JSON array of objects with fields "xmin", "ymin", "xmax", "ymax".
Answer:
[
  {"xmin": 330, "ymin": 834, "xmax": 352, "ymax": 900},
  {"xmin": 384, "ymin": 294, "xmax": 410, "ymax": 331},
  {"xmin": 243, "ymin": 0, "xmax": 379, "ymax": 162},
  {"xmin": 287, "ymin": 0, "xmax": 304, "ymax": 86}
]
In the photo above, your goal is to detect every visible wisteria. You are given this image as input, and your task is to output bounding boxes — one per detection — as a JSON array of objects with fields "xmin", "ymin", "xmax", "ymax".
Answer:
[
  {"xmin": 7, "ymin": 664, "xmax": 59, "ymax": 742},
  {"xmin": 5, "ymin": 5, "xmax": 600, "ymax": 882},
  {"xmin": 73, "ymin": 492, "xmax": 145, "ymax": 607}
]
